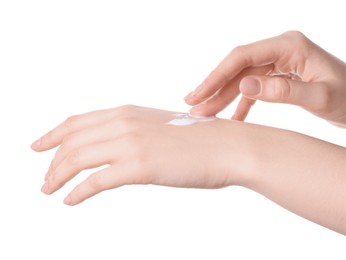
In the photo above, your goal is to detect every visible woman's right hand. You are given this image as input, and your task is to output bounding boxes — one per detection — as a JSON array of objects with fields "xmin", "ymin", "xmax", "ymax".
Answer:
[{"xmin": 185, "ymin": 31, "xmax": 346, "ymax": 127}]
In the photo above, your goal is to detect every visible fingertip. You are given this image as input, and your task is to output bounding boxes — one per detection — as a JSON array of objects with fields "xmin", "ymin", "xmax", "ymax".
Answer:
[
  {"xmin": 184, "ymin": 95, "xmax": 205, "ymax": 106},
  {"xmin": 184, "ymin": 83, "xmax": 210, "ymax": 105},
  {"xmin": 189, "ymin": 103, "xmax": 207, "ymax": 116},
  {"xmin": 184, "ymin": 97, "xmax": 194, "ymax": 106},
  {"xmin": 63, "ymin": 195, "xmax": 74, "ymax": 206},
  {"xmin": 41, "ymin": 181, "xmax": 49, "ymax": 194},
  {"xmin": 31, "ymin": 138, "xmax": 41, "ymax": 151},
  {"xmin": 231, "ymin": 112, "xmax": 246, "ymax": 121},
  {"xmin": 231, "ymin": 113, "xmax": 239, "ymax": 121},
  {"xmin": 184, "ymin": 91, "xmax": 195, "ymax": 101}
]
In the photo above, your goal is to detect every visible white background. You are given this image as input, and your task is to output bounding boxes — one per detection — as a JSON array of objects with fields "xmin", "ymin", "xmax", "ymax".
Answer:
[{"xmin": 0, "ymin": 0, "xmax": 345, "ymax": 259}]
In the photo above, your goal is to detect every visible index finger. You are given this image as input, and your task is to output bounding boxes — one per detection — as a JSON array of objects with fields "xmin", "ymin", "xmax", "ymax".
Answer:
[{"xmin": 185, "ymin": 31, "xmax": 305, "ymax": 105}]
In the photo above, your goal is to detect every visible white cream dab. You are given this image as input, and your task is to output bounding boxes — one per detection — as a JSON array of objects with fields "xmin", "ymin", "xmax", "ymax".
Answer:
[{"xmin": 167, "ymin": 113, "xmax": 217, "ymax": 126}]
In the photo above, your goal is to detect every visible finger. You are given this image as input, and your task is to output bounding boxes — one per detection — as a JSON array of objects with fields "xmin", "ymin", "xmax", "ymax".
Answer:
[
  {"xmin": 188, "ymin": 76, "xmax": 240, "ymax": 116},
  {"xmin": 184, "ymin": 31, "xmax": 308, "ymax": 106},
  {"xmin": 231, "ymin": 96, "xmax": 256, "ymax": 121},
  {"xmin": 48, "ymin": 119, "xmax": 136, "ymax": 172},
  {"xmin": 49, "ymin": 128, "xmax": 109, "ymax": 174},
  {"xmin": 63, "ymin": 164, "xmax": 138, "ymax": 206},
  {"xmin": 239, "ymin": 75, "xmax": 329, "ymax": 113},
  {"xmin": 189, "ymin": 64, "xmax": 273, "ymax": 116},
  {"xmin": 31, "ymin": 108, "xmax": 116, "ymax": 152},
  {"xmin": 42, "ymin": 141, "xmax": 118, "ymax": 195}
]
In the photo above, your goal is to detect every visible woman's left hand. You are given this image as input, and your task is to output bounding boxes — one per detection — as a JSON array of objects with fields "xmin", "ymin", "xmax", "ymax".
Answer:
[{"xmin": 31, "ymin": 105, "xmax": 252, "ymax": 205}]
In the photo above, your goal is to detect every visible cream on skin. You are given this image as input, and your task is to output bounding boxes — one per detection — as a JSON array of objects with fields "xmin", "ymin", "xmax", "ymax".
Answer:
[{"xmin": 167, "ymin": 113, "xmax": 217, "ymax": 126}]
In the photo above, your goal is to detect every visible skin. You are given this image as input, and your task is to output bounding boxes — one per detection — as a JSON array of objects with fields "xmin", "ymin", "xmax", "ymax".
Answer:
[
  {"xmin": 185, "ymin": 31, "xmax": 346, "ymax": 127},
  {"xmin": 32, "ymin": 105, "xmax": 346, "ymax": 235},
  {"xmin": 31, "ymin": 31, "xmax": 346, "ymax": 235}
]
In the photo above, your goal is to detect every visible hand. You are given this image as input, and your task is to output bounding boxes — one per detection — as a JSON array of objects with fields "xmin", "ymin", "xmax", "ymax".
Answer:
[
  {"xmin": 185, "ymin": 31, "xmax": 346, "ymax": 127},
  {"xmin": 31, "ymin": 105, "xmax": 253, "ymax": 206},
  {"xmin": 31, "ymin": 105, "xmax": 346, "ymax": 234}
]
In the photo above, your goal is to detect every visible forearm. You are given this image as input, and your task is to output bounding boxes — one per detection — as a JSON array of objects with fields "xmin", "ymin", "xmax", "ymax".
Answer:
[
  {"xmin": 32, "ymin": 104, "xmax": 346, "ymax": 233},
  {"xmin": 242, "ymin": 125, "xmax": 346, "ymax": 234}
]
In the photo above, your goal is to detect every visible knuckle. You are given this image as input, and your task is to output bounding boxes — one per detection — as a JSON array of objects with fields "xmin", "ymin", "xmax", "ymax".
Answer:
[
  {"xmin": 48, "ymin": 170, "xmax": 64, "ymax": 187},
  {"xmin": 51, "ymin": 175, "xmax": 64, "ymax": 188},
  {"xmin": 230, "ymin": 45, "xmax": 251, "ymax": 67},
  {"xmin": 66, "ymin": 149, "xmax": 82, "ymax": 165},
  {"xmin": 56, "ymin": 139, "xmax": 74, "ymax": 162},
  {"xmin": 116, "ymin": 104, "xmax": 138, "ymax": 116},
  {"xmin": 87, "ymin": 174, "xmax": 105, "ymax": 191},
  {"xmin": 231, "ymin": 45, "xmax": 245, "ymax": 55},
  {"xmin": 281, "ymin": 31, "xmax": 310, "ymax": 49},
  {"xmin": 61, "ymin": 134, "xmax": 76, "ymax": 148},
  {"xmin": 282, "ymin": 30, "xmax": 306, "ymax": 39},
  {"xmin": 272, "ymin": 77, "xmax": 291, "ymax": 102},
  {"xmin": 63, "ymin": 115, "xmax": 79, "ymax": 130},
  {"xmin": 265, "ymin": 77, "xmax": 291, "ymax": 102},
  {"xmin": 112, "ymin": 105, "xmax": 141, "ymax": 123}
]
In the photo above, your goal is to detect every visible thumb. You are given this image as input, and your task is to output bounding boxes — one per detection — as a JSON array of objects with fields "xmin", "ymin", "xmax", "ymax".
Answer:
[{"xmin": 239, "ymin": 76, "xmax": 325, "ymax": 110}]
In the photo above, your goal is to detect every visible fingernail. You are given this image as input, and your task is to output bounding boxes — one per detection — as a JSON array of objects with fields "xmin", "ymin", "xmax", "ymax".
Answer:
[
  {"xmin": 184, "ymin": 91, "xmax": 195, "ymax": 100},
  {"xmin": 63, "ymin": 195, "xmax": 72, "ymax": 206},
  {"xmin": 41, "ymin": 181, "xmax": 49, "ymax": 194},
  {"xmin": 240, "ymin": 78, "xmax": 261, "ymax": 95},
  {"xmin": 31, "ymin": 138, "xmax": 41, "ymax": 150},
  {"xmin": 189, "ymin": 103, "xmax": 205, "ymax": 115},
  {"xmin": 184, "ymin": 83, "xmax": 204, "ymax": 100}
]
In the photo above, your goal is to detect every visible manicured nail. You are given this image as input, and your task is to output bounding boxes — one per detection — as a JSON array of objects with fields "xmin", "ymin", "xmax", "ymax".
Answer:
[
  {"xmin": 240, "ymin": 78, "xmax": 261, "ymax": 96},
  {"xmin": 31, "ymin": 138, "xmax": 41, "ymax": 150},
  {"xmin": 41, "ymin": 181, "xmax": 49, "ymax": 194},
  {"xmin": 63, "ymin": 195, "xmax": 72, "ymax": 206}
]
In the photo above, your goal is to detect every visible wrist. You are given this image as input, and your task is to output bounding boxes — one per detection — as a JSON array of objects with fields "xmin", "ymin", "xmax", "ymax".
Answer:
[
  {"xmin": 215, "ymin": 120, "xmax": 268, "ymax": 188},
  {"xmin": 226, "ymin": 122, "xmax": 298, "ymax": 189}
]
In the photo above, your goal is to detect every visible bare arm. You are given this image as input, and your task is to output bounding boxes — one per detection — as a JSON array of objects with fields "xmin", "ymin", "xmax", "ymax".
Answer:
[
  {"xmin": 239, "ymin": 123, "xmax": 346, "ymax": 235},
  {"xmin": 31, "ymin": 106, "xmax": 346, "ymax": 234}
]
